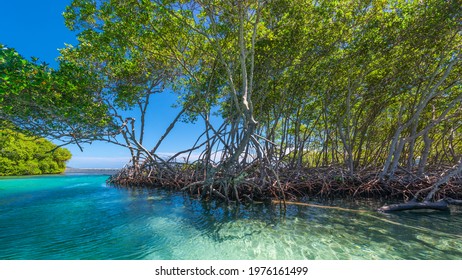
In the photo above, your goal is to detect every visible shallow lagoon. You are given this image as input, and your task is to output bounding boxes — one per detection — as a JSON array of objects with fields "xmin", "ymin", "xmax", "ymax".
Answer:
[{"xmin": 1, "ymin": 175, "xmax": 461, "ymax": 259}]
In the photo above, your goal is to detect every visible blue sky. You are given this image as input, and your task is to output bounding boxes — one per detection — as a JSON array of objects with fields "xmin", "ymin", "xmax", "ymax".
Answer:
[{"xmin": 1, "ymin": 0, "xmax": 211, "ymax": 168}]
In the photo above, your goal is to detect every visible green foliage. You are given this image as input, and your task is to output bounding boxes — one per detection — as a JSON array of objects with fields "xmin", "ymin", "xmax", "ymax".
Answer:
[
  {"xmin": 0, "ymin": 44, "xmax": 115, "ymax": 146},
  {"xmin": 0, "ymin": 129, "xmax": 72, "ymax": 176},
  {"xmin": 59, "ymin": 0, "xmax": 461, "ymax": 172},
  {"xmin": 250, "ymin": 0, "xmax": 461, "ymax": 171}
]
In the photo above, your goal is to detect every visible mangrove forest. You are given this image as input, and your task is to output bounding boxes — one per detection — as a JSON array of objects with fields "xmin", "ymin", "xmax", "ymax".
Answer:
[{"xmin": 1, "ymin": 0, "xmax": 462, "ymax": 212}]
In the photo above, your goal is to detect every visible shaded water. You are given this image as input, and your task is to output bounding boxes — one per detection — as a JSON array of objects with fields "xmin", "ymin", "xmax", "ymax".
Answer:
[{"xmin": 0, "ymin": 175, "xmax": 461, "ymax": 259}]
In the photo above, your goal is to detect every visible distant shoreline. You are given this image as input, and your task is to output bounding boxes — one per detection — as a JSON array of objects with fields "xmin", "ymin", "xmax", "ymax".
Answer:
[{"xmin": 65, "ymin": 168, "xmax": 119, "ymax": 175}]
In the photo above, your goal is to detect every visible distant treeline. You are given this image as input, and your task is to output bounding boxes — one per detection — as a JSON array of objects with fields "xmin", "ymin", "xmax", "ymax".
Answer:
[{"xmin": 0, "ymin": 129, "xmax": 71, "ymax": 176}]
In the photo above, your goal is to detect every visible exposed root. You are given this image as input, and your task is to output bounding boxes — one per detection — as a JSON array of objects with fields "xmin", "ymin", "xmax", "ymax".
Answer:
[{"xmin": 108, "ymin": 162, "xmax": 462, "ymax": 209}]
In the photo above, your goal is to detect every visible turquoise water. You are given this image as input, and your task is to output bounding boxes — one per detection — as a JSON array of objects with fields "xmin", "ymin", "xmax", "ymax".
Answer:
[{"xmin": 1, "ymin": 175, "xmax": 462, "ymax": 260}]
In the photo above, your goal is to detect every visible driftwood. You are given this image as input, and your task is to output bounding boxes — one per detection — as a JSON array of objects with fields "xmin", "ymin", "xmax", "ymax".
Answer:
[
  {"xmin": 378, "ymin": 200, "xmax": 450, "ymax": 212},
  {"xmin": 378, "ymin": 198, "xmax": 462, "ymax": 213}
]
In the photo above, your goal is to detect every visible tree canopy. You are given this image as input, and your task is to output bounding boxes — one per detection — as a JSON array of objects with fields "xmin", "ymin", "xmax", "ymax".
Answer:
[{"xmin": 0, "ymin": 44, "xmax": 116, "ymax": 149}]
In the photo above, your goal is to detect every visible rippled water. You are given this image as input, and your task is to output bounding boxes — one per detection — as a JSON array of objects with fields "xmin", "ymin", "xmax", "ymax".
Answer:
[{"xmin": 1, "ymin": 175, "xmax": 462, "ymax": 259}]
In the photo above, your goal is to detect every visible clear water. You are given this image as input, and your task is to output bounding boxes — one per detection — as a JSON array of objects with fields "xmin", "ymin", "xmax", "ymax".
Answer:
[{"xmin": 1, "ymin": 175, "xmax": 462, "ymax": 260}]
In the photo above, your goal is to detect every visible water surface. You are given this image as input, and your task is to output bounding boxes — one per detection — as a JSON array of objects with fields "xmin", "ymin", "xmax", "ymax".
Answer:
[{"xmin": 1, "ymin": 175, "xmax": 461, "ymax": 259}]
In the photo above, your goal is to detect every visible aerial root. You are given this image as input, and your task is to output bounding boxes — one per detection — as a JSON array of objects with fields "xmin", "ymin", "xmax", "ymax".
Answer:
[{"xmin": 108, "ymin": 163, "xmax": 462, "ymax": 207}]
